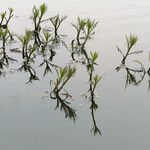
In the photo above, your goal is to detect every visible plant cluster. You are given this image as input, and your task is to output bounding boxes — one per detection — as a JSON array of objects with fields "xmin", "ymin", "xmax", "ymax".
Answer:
[
  {"xmin": 71, "ymin": 17, "xmax": 98, "ymax": 63},
  {"xmin": 0, "ymin": 4, "xmax": 102, "ymax": 135},
  {"xmin": 0, "ymin": 8, "xmax": 15, "ymax": 74},
  {"xmin": 50, "ymin": 66, "xmax": 76, "ymax": 120},
  {"xmin": 116, "ymin": 35, "xmax": 150, "ymax": 89},
  {"xmin": 117, "ymin": 34, "xmax": 143, "ymax": 65}
]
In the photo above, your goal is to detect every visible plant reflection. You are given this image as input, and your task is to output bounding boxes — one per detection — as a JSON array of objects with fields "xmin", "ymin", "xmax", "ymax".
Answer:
[
  {"xmin": 18, "ymin": 61, "xmax": 39, "ymax": 83},
  {"xmin": 88, "ymin": 75, "xmax": 102, "ymax": 135},
  {"xmin": 87, "ymin": 52, "xmax": 102, "ymax": 135},
  {"xmin": 116, "ymin": 61, "xmax": 146, "ymax": 88},
  {"xmin": 116, "ymin": 35, "xmax": 147, "ymax": 88},
  {"xmin": 50, "ymin": 66, "xmax": 77, "ymax": 121}
]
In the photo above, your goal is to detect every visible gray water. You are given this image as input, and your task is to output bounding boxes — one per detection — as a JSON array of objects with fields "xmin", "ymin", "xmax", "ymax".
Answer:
[{"xmin": 1, "ymin": 0, "xmax": 150, "ymax": 150}]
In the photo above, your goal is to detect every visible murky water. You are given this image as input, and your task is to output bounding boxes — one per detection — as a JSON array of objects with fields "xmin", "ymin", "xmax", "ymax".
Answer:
[{"xmin": 1, "ymin": 0, "xmax": 150, "ymax": 150}]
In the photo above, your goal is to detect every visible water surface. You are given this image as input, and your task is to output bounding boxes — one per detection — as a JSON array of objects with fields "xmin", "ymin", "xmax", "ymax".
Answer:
[{"xmin": 1, "ymin": 0, "xmax": 150, "ymax": 150}]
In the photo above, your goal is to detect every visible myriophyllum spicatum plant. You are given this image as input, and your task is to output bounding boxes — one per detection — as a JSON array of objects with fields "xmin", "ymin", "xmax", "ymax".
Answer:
[
  {"xmin": 72, "ymin": 17, "xmax": 98, "ymax": 45},
  {"xmin": 86, "ymin": 51, "xmax": 101, "ymax": 89},
  {"xmin": 72, "ymin": 17, "xmax": 86, "ymax": 45},
  {"xmin": 89, "ymin": 72, "xmax": 102, "ymax": 136},
  {"xmin": 0, "ymin": 8, "xmax": 14, "ymax": 54},
  {"xmin": 39, "ymin": 30, "xmax": 61, "ymax": 76},
  {"xmin": 0, "ymin": 29, "xmax": 16, "ymax": 68},
  {"xmin": 50, "ymin": 66, "xmax": 77, "ymax": 121},
  {"xmin": 18, "ymin": 30, "xmax": 39, "ymax": 83},
  {"xmin": 71, "ymin": 17, "xmax": 98, "ymax": 62},
  {"xmin": 89, "ymin": 52, "xmax": 101, "ymax": 135},
  {"xmin": 18, "ymin": 30, "xmax": 33, "ymax": 59},
  {"xmin": 117, "ymin": 34, "xmax": 142, "ymax": 66},
  {"xmin": 40, "ymin": 30, "xmax": 56, "ymax": 61},
  {"xmin": 41, "ymin": 30, "xmax": 52, "ymax": 51},
  {"xmin": 0, "ymin": 8, "xmax": 16, "ymax": 74},
  {"xmin": 40, "ymin": 14, "xmax": 67, "ymax": 63},
  {"xmin": 0, "ymin": 8, "xmax": 14, "ymax": 40},
  {"xmin": 84, "ymin": 51, "xmax": 102, "ymax": 135},
  {"xmin": 30, "ymin": 3, "xmax": 47, "ymax": 45},
  {"xmin": 50, "ymin": 14, "xmax": 67, "ymax": 41}
]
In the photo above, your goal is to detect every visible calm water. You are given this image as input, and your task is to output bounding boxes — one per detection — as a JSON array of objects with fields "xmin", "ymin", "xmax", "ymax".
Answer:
[{"xmin": 1, "ymin": 0, "xmax": 150, "ymax": 150}]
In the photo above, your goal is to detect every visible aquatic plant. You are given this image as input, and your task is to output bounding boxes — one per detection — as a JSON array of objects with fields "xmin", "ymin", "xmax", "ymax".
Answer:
[
  {"xmin": 48, "ymin": 15, "xmax": 68, "ymax": 52},
  {"xmin": 88, "ymin": 52, "xmax": 101, "ymax": 135},
  {"xmin": 72, "ymin": 17, "xmax": 98, "ymax": 45},
  {"xmin": 30, "ymin": 3, "xmax": 47, "ymax": 45},
  {"xmin": 41, "ymin": 30, "xmax": 52, "ymax": 49},
  {"xmin": 71, "ymin": 17, "xmax": 98, "ymax": 62},
  {"xmin": 50, "ymin": 14, "xmax": 67, "ymax": 40},
  {"xmin": 18, "ymin": 30, "xmax": 33, "ymax": 59},
  {"xmin": 0, "ymin": 8, "xmax": 16, "ymax": 69},
  {"xmin": 40, "ymin": 30, "xmax": 56, "ymax": 62},
  {"xmin": 72, "ymin": 17, "xmax": 86, "ymax": 45},
  {"xmin": 89, "ymin": 74, "xmax": 102, "ymax": 135},
  {"xmin": 0, "ymin": 8, "xmax": 14, "ymax": 40},
  {"xmin": 81, "ymin": 51, "xmax": 102, "ymax": 135},
  {"xmin": 117, "ymin": 34, "xmax": 142, "ymax": 65},
  {"xmin": 87, "ymin": 52, "xmax": 98, "ymax": 72},
  {"xmin": 17, "ymin": 30, "xmax": 40, "ymax": 83},
  {"xmin": 0, "ymin": 5, "xmax": 103, "ymax": 134},
  {"xmin": 0, "ymin": 29, "xmax": 16, "ymax": 70},
  {"xmin": 50, "ymin": 66, "xmax": 77, "ymax": 120}
]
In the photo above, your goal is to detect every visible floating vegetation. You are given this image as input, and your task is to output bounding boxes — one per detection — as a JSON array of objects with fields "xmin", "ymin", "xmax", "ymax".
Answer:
[
  {"xmin": 117, "ymin": 34, "xmax": 143, "ymax": 66},
  {"xmin": 50, "ymin": 14, "xmax": 67, "ymax": 41},
  {"xmin": 50, "ymin": 66, "xmax": 77, "ymax": 121},
  {"xmin": 87, "ymin": 52, "xmax": 102, "ymax": 135},
  {"xmin": 71, "ymin": 17, "xmax": 101, "ymax": 135},
  {"xmin": 116, "ymin": 56, "xmax": 150, "ymax": 89},
  {"xmin": 89, "ymin": 73, "xmax": 102, "ymax": 135},
  {"xmin": 30, "ymin": 3, "xmax": 48, "ymax": 46},
  {"xmin": 71, "ymin": 17, "xmax": 98, "ymax": 63},
  {"xmin": 0, "ymin": 8, "xmax": 16, "ymax": 76},
  {"xmin": 0, "ymin": 7, "xmax": 14, "ymax": 40},
  {"xmin": 4, "ymin": 3, "xmax": 150, "ymax": 136},
  {"xmin": 17, "ymin": 29, "xmax": 39, "ymax": 83},
  {"xmin": 2, "ymin": 3, "xmax": 150, "ymax": 136},
  {"xmin": 116, "ymin": 35, "xmax": 150, "ymax": 88},
  {"xmin": 18, "ymin": 30, "xmax": 33, "ymax": 59}
]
